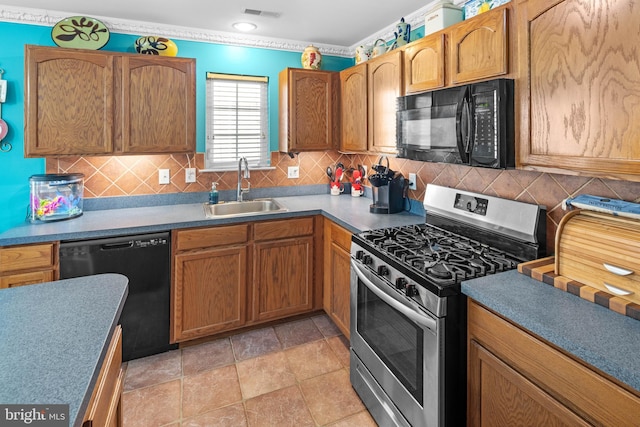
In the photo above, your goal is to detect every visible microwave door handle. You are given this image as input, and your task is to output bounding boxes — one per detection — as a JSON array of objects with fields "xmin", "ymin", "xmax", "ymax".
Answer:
[
  {"xmin": 456, "ymin": 87, "xmax": 470, "ymax": 163},
  {"xmin": 464, "ymin": 97, "xmax": 473, "ymax": 154},
  {"xmin": 351, "ymin": 259, "xmax": 437, "ymax": 332}
]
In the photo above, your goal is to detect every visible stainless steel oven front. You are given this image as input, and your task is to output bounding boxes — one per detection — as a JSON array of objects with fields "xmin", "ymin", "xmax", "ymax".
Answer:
[{"xmin": 350, "ymin": 255, "xmax": 445, "ymax": 427}]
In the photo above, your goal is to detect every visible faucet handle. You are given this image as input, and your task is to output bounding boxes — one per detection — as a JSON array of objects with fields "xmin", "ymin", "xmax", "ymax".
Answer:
[{"xmin": 241, "ymin": 181, "xmax": 251, "ymax": 193}]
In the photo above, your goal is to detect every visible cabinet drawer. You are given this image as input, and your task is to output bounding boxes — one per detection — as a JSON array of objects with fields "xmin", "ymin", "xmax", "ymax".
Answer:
[
  {"xmin": 254, "ymin": 217, "xmax": 314, "ymax": 241},
  {"xmin": 330, "ymin": 222, "xmax": 352, "ymax": 252},
  {"xmin": 556, "ymin": 211, "xmax": 640, "ymax": 305},
  {"xmin": 175, "ymin": 224, "xmax": 249, "ymax": 251},
  {"xmin": 0, "ymin": 243, "xmax": 56, "ymax": 273},
  {"xmin": 83, "ymin": 325, "xmax": 123, "ymax": 427}
]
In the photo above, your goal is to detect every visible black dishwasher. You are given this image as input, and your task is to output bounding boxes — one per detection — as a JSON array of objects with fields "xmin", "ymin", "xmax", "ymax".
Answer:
[{"xmin": 60, "ymin": 232, "xmax": 177, "ymax": 361}]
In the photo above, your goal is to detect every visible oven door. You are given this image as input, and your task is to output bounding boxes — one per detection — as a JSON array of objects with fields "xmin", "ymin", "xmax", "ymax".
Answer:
[{"xmin": 350, "ymin": 259, "xmax": 443, "ymax": 427}]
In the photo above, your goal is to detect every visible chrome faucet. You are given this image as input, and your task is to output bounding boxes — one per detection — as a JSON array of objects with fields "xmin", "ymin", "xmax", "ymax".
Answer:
[{"xmin": 237, "ymin": 157, "xmax": 250, "ymax": 202}]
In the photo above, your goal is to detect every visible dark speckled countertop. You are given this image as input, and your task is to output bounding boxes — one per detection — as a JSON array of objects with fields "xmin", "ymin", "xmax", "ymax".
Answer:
[
  {"xmin": 0, "ymin": 274, "xmax": 128, "ymax": 427},
  {"xmin": 0, "ymin": 194, "xmax": 425, "ymax": 245},
  {"xmin": 462, "ymin": 270, "xmax": 640, "ymax": 393}
]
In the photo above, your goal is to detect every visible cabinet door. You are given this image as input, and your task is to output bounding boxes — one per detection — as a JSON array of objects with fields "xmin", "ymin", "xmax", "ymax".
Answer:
[
  {"xmin": 404, "ymin": 34, "xmax": 445, "ymax": 93},
  {"xmin": 24, "ymin": 45, "xmax": 115, "ymax": 156},
  {"xmin": 468, "ymin": 340, "xmax": 589, "ymax": 427},
  {"xmin": 279, "ymin": 68, "xmax": 337, "ymax": 152},
  {"xmin": 120, "ymin": 56, "xmax": 196, "ymax": 154},
  {"xmin": 340, "ymin": 64, "xmax": 368, "ymax": 152},
  {"xmin": 368, "ymin": 52, "xmax": 403, "ymax": 153},
  {"xmin": 449, "ymin": 7, "xmax": 508, "ymax": 84},
  {"xmin": 517, "ymin": 0, "xmax": 640, "ymax": 180},
  {"xmin": 172, "ymin": 246, "xmax": 247, "ymax": 342},
  {"xmin": 323, "ymin": 220, "xmax": 352, "ymax": 338},
  {"xmin": 0, "ymin": 270, "xmax": 55, "ymax": 289},
  {"xmin": 253, "ymin": 236, "xmax": 314, "ymax": 321}
]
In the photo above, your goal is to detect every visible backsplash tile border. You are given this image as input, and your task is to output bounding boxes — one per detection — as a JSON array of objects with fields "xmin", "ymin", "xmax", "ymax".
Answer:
[{"xmin": 47, "ymin": 151, "xmax": 640, "ymax": 255}]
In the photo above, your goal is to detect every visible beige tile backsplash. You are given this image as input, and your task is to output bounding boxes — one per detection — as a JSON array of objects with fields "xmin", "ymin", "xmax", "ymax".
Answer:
[{"xmin": 47, "ymin": 151, "xmax": 640, "ymax": 255}]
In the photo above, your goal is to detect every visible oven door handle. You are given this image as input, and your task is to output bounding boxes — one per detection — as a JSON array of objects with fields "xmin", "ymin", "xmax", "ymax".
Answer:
[{"xmin": 351, "ymin": 259, "xmax": 437, "ymax": 332}]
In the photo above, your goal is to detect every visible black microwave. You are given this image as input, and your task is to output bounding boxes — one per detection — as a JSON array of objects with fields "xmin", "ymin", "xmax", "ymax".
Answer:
[{"xmin": 396, "ymin": 79, "xmax": 514, "ymax": 169}]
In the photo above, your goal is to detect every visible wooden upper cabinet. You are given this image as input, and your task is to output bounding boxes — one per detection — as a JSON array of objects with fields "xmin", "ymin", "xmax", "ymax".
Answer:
[
  {"xmin": 449, "ymin": 7, "xmax": 508, "ymax": 84},
  {"xmin": 517, "ymin": 0, "xmax": 640, "ymax": 180},
  {"xmin": 120, "ymin": 56, "xmax": 196, "ymax": 154},
  {"xmin": 279, "ymin": 68, "xmax": 338, "ymax": 153},
  {"xmin": 25, "ymin": 47, "xmax": 115, "ymax": 156},
  {"xmin": 24, "ymin": 45, "xmax": 196, "ymax": 157},
  {"xmin": 339, "ymin": 64, "xmax": 368, "ymax": 152},
  {"xmin": 368, "ymin": 51, "xmax": 403, "ymax": 153},
  {"xmin": 404, "ymin": 34, "xmax": 445, "ymax": 93}
]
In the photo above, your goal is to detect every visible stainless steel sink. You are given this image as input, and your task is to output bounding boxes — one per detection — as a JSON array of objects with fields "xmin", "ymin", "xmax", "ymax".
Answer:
[{"xmin": 203, "ymin": 199, "xmax": 287, "ymax": 218}]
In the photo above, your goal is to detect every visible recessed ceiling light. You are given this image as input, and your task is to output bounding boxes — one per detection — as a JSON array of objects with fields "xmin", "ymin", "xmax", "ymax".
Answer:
[{"xmin": 233, "ymin": 22, "xmax": 257, "ymax": 32}]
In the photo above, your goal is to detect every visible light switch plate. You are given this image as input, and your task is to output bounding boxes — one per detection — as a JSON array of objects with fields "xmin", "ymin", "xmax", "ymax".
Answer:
[
  {"xmin": 288, "ymin": 166, "xmax": 299, "ymax": 179},
  {"xmin": 409, "ymin": 173, "xmax": 417, "ymax": 190},
  {"xmin": 185, "ymin": 168, "xmax": 196, "ymax": 183},
  {"xmin": 159, "ymin": 169, "xmax": 170, "ymax": 184}
]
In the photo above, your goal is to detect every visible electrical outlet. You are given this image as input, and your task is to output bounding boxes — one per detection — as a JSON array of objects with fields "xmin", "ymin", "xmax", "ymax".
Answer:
[
  {"xmin": 159, "ymin": 169, "xmax": 170, "ymax": 185},
  {"xmin": 288, "ymin": 166, "xmax": 300, "ymax": 179},
  {"xmin": 185, "ymin": 168, "xmax": 196, "ymax": 183},
  {"xmin": 408, "ymin": 173, "xmax": 417, "ymax": 190}
]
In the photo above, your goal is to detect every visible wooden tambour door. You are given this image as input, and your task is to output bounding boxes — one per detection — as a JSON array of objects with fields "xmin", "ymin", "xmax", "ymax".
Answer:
[
  {"xmin": 120, "ymin": 56, "xmax": 196, "ymax": 154},
  {"xmin": 340, "ymin": 63, "xmax": 368, "ymax": 152},
  {"xmin": 25, "ymin": 47, "xmax": 115, "ymax": 156},
  {"xmin": 517, "ymin": 0, "xmax": 640, "ymax": 180},
  {"xmin": 404, "ymin": 34, "xmax": 446, "ymax": 93},
  {"xmin": 367, "ymin": 51, "xmax": 403, "ymax": 153},
  {"xmin": 449, "ymin": 7, "xmax": 508, "ymax": 85}
]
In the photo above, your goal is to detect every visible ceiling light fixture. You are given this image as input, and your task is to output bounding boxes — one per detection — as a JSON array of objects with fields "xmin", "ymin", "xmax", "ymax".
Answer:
[{"xmin": 233, "ymin": 22, "xmax": 257, "ymax": 32}]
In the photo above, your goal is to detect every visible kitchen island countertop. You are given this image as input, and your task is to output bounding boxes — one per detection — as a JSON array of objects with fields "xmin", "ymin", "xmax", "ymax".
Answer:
[
  {"xmin": 0, "ymin": 274, "xmax": 128, "ymax": 426},
  {"xmin": 462, "ymin": 270, "xmax": 640, "ymax": 393},
  {"xmin": 0, "ymin": 194, "xmax": 425, "ymax": 245}
]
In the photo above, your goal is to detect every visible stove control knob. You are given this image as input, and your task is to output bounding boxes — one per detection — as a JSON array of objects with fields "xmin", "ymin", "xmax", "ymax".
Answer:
[
  {"xmin": 362, "ymin": 255, "xmax": 372, "ymax": 265},
  {"xmin": 378, "ymin": 265, "xmax": 389, "ymax": 276},
  {"xmin": 395, "ymin": 277, "xmax": 407, "ymax": 290},
  {"xmin": 405, "ymin": 284, "xmax": 417, "ymax": 297},
  {"xmin": 355, "ymin": 250, "xmax": 364, "ymax": 260}
]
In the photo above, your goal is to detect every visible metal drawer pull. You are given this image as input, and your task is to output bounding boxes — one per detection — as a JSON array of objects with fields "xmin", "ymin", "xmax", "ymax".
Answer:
[
  {"xmin": 604, "ymin": 283, "xmax": 634, "ymax": 296},
  {"xmin": 603, "ymin": 263, "xmax": 633, "ymax": 276}
]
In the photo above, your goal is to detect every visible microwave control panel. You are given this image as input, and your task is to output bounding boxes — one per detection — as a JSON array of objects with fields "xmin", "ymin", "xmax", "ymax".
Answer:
[{"xmin": 471, "ymin": 91, "xmax": 497, "ymax": 159}]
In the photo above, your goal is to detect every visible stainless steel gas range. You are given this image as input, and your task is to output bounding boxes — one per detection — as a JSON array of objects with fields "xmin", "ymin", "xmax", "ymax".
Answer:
[{"xmin": 350, "ymin": 184, "xmax": 546, "ymax": 427}]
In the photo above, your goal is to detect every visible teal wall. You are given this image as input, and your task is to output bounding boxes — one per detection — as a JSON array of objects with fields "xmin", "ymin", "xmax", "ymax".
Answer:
[{"xmin": 0, "ymin": 21, "xmax": 353, "ymax": 233}]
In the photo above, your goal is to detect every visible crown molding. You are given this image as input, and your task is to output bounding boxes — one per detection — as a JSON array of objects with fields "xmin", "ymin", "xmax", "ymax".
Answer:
[{"xmin": 0, "ymin": 6, "xmax": 353, "ymax": 57}]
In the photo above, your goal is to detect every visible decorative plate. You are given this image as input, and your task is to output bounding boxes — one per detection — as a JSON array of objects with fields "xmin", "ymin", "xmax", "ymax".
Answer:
[
  {"xmin": 51, "ymin": 16, "xmax": 110, "ymax": 50},
  {"xmin": 134, "ymin": 36, "xmax": 178, "ymax": 56}
]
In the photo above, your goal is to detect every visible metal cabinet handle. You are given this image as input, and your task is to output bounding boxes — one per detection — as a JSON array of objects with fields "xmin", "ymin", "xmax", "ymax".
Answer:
[
  {"xmin": 603, "ymin": 283, "xmax": 634, "ymax": 296},
  {"xmin": 603, "ymin": 263, "xmax": 633, "ymax": 276}
]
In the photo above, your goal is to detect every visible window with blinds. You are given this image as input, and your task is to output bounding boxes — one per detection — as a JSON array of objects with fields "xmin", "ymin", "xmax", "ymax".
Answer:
[{"xmin": 205, "ymin": 73, "xmax": 269, "ymax": 170}]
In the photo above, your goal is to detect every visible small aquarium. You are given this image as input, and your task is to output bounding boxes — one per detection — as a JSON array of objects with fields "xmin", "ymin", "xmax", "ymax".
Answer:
[{"xmin": 28, "ymin": 173, "xmax": 84, "ymax": 223}]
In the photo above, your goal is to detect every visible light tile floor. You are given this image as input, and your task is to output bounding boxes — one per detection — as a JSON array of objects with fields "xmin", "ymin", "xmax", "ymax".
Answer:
[{"xmin": 121, "ymin": 314, "xmax": 377, "ymax": 426}]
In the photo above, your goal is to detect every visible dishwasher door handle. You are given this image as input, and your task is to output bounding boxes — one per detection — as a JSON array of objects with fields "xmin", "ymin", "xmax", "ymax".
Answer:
[{"xmin": 101, "ymin": 241, "xmax": 134, "ymax": 250}]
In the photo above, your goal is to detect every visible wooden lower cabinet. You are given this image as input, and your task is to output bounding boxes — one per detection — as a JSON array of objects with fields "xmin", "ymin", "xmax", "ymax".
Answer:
[
  {"xmin": 322, "ymin": 220, "xmax": 352, "ymax": 338},
  {"xmin": 172, "ymin": 217, "xmax": 320, "ymax": 343},
  {"xmin": 252, "ymin": 217, "xmax": 316, "ymax": 322},
  {"xmin": 467, "ymin": 299, "xmax": 640, "ymax": 427},
  {"xmin": 83, "ymin": 325, "xmax": 123, "ymax": 427},
  {"xmin": 0, "ymin": 242, "xmax": 58, "ymax": 288}
]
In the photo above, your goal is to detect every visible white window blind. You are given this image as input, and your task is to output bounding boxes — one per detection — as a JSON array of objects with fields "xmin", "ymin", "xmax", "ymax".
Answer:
[{"xmin": 205, "ymin": 73, "xmax": 269, "ymax": 170}]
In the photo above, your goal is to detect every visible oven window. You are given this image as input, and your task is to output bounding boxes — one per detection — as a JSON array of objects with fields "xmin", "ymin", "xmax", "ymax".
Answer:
[{"xmin": 357, "ymin": 281, "xmax": 424, "ymax": 404}]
